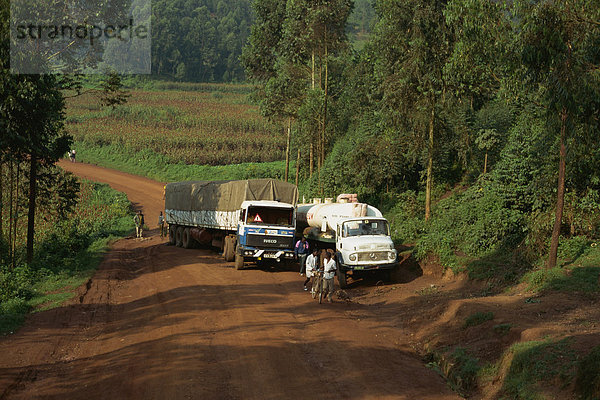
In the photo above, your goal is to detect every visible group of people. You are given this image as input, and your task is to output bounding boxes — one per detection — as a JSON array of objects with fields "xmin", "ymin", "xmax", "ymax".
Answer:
[
  {"xmin": 133, "ymin": 210, "xmax": 168, "ymax": 239},
  {"xmin": 295, "ymin": 237, "xmax": 337, "ymax": 303}
]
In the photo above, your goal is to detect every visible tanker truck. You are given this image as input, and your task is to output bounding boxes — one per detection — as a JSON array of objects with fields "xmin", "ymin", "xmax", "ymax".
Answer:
[
  {"xmin": 296, "ymin": 195, "xmax": 399, "ymax": 288},
  {"xmin": 165, "ymin": 179, "xmax": 298, "ymax": 269}
]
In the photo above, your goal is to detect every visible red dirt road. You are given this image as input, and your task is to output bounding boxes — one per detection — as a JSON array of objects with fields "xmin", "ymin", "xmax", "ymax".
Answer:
[{"xmin": 0, "ymin": 161, "xmax": 460, "ymax": 400}]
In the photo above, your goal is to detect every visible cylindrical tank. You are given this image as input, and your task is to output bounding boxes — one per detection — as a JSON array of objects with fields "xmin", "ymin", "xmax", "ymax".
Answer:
[{"xmin": 296, "ymin": 202, "xmax": 383, "ymax": 233}]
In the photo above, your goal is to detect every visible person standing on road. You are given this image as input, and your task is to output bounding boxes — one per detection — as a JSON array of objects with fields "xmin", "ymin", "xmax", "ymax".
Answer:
[
  {"xmin": 303, "ymin": 249, "xmax": 319, "ymax": 292},
  {"xmin": 134, "ymin": 210, "xmax": 145, "ymax": 238},
  {"xmin": 322, "ymin": 251, "xmax": 337, "ymax": 303},
  {"xmin": 158, "ymin": 211, "xmax": 166, "ymax": 238},
  {"xmin": 295, "ymin": 237, "xmax": 310, "ymax": 276}
]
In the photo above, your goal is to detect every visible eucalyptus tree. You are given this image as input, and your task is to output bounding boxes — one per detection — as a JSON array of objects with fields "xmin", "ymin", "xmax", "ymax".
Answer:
[
  {"xmin": 1, "ymin": 0, "xmax": 71, "ymax": 265},
  {"xmin": 516, "ymin": 0, "xmax": 600, "ymax": 268},
  {"xmin": 373, "ymin": 0, "xmax": 453, "ymax": 220}
]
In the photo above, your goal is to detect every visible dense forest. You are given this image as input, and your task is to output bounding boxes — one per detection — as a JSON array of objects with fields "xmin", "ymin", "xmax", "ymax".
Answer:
[
  {"xmin": 243, "ymin": 0, "xmax": 600, "ymax": 272},
  {"xmin": 150, "ymin": 0, "xmax": 376, "ymax": 81}
]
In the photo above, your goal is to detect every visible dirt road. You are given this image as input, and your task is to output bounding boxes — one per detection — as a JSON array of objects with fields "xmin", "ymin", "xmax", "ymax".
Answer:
[{"xmin": 0, "ymin": 161, "xmax": 460, "ymax": 400}]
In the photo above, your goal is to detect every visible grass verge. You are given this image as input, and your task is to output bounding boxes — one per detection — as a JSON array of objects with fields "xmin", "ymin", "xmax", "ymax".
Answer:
[
  {"xmin": 74, "ymin": 142, "xmax": 293, "ymax": 182},
  {"xmin": 0, "ymin": 181, "xmax": 133, "ymax": 335}
]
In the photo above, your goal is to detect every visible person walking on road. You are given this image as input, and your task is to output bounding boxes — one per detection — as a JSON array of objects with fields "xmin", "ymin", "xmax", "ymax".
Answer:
[
  {"xmin": 295, "ymin": 237, "xmax": 310, "ymax": 276},
  {"xmin": 322, "ymin": 251, "xmax": 337, "ymax": 303},
  {"xmin": 158, "ymin": 211, "xmax": 166, "ymax": 238},
  {"xmin": 134, "ymin": 210, "xmax": 145, "ymax": 238},
  {"xmin": 303, "ymin": 249, "xmax": 319, "ymax": 292}
]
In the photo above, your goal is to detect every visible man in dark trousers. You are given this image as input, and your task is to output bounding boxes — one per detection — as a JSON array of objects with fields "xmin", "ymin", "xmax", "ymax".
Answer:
[
  {"xmin": 134, "ymin": 210, "xmax": 145, "ymax": 238},
  {"xmin": 295, "ymin": 236, "xmax": 310, "ymax": 276}
]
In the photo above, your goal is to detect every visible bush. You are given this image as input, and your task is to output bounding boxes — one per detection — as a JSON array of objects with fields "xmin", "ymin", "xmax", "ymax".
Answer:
[
  {"xmin": 0, "ymin": 298, "xmax": 30, "ymax": 335},
  {"xmin": 414, "ymin": 181, "xmax": 525, "ymax": 271},
  {"xmin": 0, "ymin": 266, "xmax": 34, "ymax": 303}
]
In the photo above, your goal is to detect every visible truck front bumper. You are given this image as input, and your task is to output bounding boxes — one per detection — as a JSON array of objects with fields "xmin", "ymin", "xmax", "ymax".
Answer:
[
  {"xmin": 237, "ymin": 247, "xmax": 295, "ymax": 261},
  {"xmin": 340, "ymin": 261, "xmax": 399, "ymax": 274}
]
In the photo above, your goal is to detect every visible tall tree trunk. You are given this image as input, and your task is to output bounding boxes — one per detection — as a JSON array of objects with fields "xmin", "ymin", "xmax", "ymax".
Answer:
[
  {"xmin": 295, "ymin": 148, "xmax": 301, "ymax": 188},
  {"xmin": 309, "ymin": 142, "xmax": 314, "ymax": 178},
  {"xmin": 311, "ymin": 51, "xmax": 315, "ymax": 90},
  {"xmin": 11, "ymin": 161, "xmax": 20, "ymax": 269},
  {"xmin": 8, "ymin": 160, "xmax": 13, "ymax": 267},
  {"xmin": 548, "ymin": 108, "xmax": 568, "ymax": 269},
  {"xmin": 284, "ymin": 118, "xmax": 291, "ymax": 182},
  {"xmin": 26, "ymin": 156, "xmax": 37, "ymax": 264},
  {"xmin": 425, "ymin": 106, "xmax": 435, "ymax": 221},
  {"xmin": 0, "ymin": 159, "xmax": 3, "ymax": 244},
  {"xmin": 321, "ymin": 29, "xmax": 328, "ymax": 173},
  {"xmin": 483, "ymin": 152, "xmax": 488, "ymax": 174}
]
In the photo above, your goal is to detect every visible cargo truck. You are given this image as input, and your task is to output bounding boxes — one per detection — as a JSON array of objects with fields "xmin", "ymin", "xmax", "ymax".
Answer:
[
  {"xmin": 296, "ymin": 195, "xmax": 399, "ymax": 288},
  {"xmin": 165, "ymin": 179, "xmax": 298, "ymax": 269}
]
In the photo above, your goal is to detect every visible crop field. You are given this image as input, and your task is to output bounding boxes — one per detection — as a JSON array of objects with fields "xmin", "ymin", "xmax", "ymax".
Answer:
[{"xmin": 65, "ymin": 87, "xmax": 286, "ymax": 166}]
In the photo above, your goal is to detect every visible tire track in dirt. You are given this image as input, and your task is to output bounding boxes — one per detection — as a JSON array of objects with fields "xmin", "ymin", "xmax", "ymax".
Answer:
[{"xmin": 0, "ymin": 161, "xmax": 460, "ymax": 400}]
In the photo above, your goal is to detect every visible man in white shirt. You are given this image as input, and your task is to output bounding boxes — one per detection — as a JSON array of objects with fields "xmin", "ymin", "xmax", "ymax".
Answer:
[
  {"xmin": 322, "ymin": 251, "xmax": 337, "ymax": 303},
  {"xmin": 303, "ymin": 249, "xmax": 319, "ymax": 292}
]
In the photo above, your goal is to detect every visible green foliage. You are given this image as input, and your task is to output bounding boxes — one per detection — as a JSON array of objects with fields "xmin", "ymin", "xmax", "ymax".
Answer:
[
  {"xmin": 75, "ymin": 143, "xmax": 290, "ymax": 182},
  {"xmin": 151, "ymin": 0, "xmax": 251, "ymax": 82},
  {"xmin": 0, "ymin": 266, "xmax": 34, "ymax": 303},
  {"xmin": 522, "ymin": 238, "xmax": 600, "ymax": 294},
  {"xmin": 427, "ymin": 346, "xmax": 481, "ymax": 396},
  {"xmin": 414, "ymin": 181, "xmax": 524, "ymax": 271},
  {"xmin": 0, "ymin": 298, "xmax": 30, "ymax": 335},
  {"xmin": 463, "ymin": 311, "xmax": 494, "ymax": 329},
  {"xmin": 386, "ymin": 191, "xmax": 425, "ymax": 244},
  {"xmin": 447, "ymin": 347, "xmax": 481, "ymax": 394},
  {"xmin": 502, "ymin": 338, "xmax": 577, "ymax": 400},
  {"xmin": 66, "ymin": 88, "xmax": 285, "ymax": 166},
  {"xmin": 0, "ymin": 181, "xmax": 134, "ymax": 335},
  {"xmin": 576, "ymin": 346, "xmax": 600, "ymax": 400}
]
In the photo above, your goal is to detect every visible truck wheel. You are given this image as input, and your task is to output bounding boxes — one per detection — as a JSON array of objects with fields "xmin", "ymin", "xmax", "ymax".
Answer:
[
  {"xmin": 223, "ymin": 235, "xmax": 236, "ymax": 261},
  {"xmin": 176, "ymin": 226, "xmax": 184, "ymax": 247},
  {"xmin": 168, "ymin": 225, "xmax": 176, "ymax": 245},
  {"xmin": 235, "ymin": 251, "xmax": 244, "ymax": 270},
  {"xmin": 182, "ymin": 227, "xmax": 193, "ymax": 249},
  {"xmin": 338, "ymin": 269, "xmax": 348, "ymax": 289}
]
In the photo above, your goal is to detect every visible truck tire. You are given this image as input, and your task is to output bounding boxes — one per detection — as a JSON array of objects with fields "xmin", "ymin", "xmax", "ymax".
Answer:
[
  {"xmin": 235, "ymin": 250, "xmax": 244, "ymax": 270},
  {"xmin": 338, "ymin": 269, "xmax": 348, "ymax": 289},
  {"xmin": 176, "ymin": 226, "xmax": 184, "ymax": 247},
  {"xmin": 223, "ymin": 235, "xmax": 236, "ymax": 261},
  {"xmin": 182, "ymin": 227, "xmax": 193, "ymax": 249},
  {"xmin": 168, "ymin": 225, "xmax": 177, "ymax": 245},
  {"xmin": 336, "ymin": 253, "xmax": 349, "ymax": 289}
]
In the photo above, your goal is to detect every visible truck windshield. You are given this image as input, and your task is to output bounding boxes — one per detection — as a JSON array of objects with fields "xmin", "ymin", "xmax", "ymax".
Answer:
[
  {"xmin": 246, "ymin": 206, "xmax": 294, "ymax": 227},
  {"xmin": 342, "ymin": 220, "xmax": 389, "ymax": 237}
]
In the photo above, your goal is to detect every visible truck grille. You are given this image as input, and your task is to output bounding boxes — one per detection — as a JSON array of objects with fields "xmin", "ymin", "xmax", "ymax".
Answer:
[
  {"xmin": 246, "ymin": 234, "xmax": 293, "ymax": 249},
  {"xmin": 357, "ymin": 251, "xmax": 389, "ymax": 262}
]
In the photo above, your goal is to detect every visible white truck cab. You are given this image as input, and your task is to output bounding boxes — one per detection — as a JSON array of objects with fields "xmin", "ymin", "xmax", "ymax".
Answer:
[{"xmin": 296, "ymin": 199, "xmax": 399, "ymax": 288}]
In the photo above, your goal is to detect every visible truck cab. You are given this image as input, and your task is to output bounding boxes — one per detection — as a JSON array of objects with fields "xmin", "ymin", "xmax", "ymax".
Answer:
[
  {"xmin": 235, "ymin": 200, "xmax": 296, "ymax": 268},
  {"xmin": 334, "ymin": 217, "xmax": 398, "ymax": 288}
]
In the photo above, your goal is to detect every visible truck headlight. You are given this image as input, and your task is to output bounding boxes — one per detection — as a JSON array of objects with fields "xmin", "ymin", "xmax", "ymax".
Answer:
[
  {"xmin": 388, "ymin": 251, "xmax": 396, "ymax": 260},
  {"xmin": 349, "ymin": 253, "xmax": 357, "ymax": 261}
]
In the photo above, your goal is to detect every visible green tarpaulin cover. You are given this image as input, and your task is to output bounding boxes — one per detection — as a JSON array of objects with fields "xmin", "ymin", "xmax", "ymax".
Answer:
[{"xmin": 165, "ymin": 179, "xmax": 298, "ymax": 212}]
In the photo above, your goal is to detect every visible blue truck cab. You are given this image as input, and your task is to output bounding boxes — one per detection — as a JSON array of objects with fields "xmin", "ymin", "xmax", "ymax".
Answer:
[{"xmin": 234, "ymin": 200, "xmax": 296, "ymax": 269}]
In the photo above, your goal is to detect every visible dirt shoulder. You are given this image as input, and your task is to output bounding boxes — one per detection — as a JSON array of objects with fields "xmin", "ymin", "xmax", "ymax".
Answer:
[{"xmin": 0, "ymin": 161, "xmax": 460, "ymax": 400}]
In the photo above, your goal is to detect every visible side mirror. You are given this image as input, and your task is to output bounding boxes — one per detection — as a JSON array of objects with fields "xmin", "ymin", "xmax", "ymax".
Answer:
[{"xmin": 321, "ymin": 217, "xmax": 327, "ymax": 232}]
